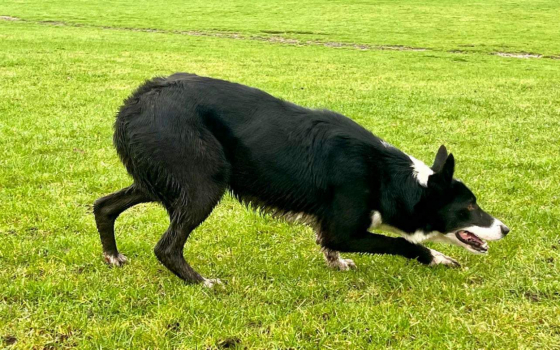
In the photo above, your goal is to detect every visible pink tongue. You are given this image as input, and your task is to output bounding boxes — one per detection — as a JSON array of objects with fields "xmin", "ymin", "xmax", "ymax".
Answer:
[{"xmin": 459, "ymin": 231, "xmax": 482, "ymax": 244}]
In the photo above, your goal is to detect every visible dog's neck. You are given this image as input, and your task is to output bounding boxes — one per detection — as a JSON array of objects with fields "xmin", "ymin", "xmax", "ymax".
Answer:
[{"xmin": 369, "ymin": 142, "xmax": 431, "ymax": 233}]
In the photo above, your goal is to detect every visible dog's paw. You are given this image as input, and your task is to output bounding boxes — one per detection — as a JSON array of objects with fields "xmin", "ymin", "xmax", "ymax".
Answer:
[
  {"xmin": 103, "ymin": 252, "xmax": 128, "ymax": 267},
  {"xmin": 327, "ymin": 258, "xmax": 357, "ymax": 271},
  {"xmin": 202, "ymin": 278, "xmax": 223, "ymax": 288},
  {"xmin": 428, "ymin": 249, "xmax": 460, "ymax": 267}
]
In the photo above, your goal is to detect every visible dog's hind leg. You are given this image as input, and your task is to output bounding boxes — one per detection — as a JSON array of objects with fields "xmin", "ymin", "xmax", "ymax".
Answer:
[
  {"xmin": 153, "ymin": 180, "xmax": 227, "ymax": 287},
  {"xmin": 94, "ymin": 185, "xmax": 152, "ymax": 266}
]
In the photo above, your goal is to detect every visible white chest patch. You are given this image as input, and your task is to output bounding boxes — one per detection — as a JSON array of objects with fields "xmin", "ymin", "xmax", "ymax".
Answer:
[
  {"xmin": 370, "ymin": 211, "xmax": 383, "ymax": 228},
  {"xmin": 402, "ymin": 230, "xmax": 441, "ymax": 244},
  {"xmin": 370, "ymin": 211, "xmax": 442, "ymax": 244},
  {"xmin": 409, "ymin": 156, "xmax": 434, "ymax": 187}
]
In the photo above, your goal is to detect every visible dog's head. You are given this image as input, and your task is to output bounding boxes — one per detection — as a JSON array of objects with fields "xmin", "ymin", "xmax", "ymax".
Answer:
[{"xmin": 417, "ymin": 145, "xmax": 510, "ymax": 254}]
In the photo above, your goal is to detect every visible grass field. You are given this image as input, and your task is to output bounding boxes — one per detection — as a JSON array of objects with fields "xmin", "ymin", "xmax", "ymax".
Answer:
[{"xmin": 1, "ymin": 1, "xmax": 559, "ymax": 348}]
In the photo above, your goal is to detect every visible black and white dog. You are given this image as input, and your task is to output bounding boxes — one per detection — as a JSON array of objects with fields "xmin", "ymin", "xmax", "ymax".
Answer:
[{"xmin": 94, "ymin": 73, "xmax": 510, "ymax": 286}]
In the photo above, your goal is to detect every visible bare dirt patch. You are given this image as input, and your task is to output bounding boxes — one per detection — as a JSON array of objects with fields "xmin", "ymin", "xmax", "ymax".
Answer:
[
  {"xmin": 0, "ymin": 15, "xmax": 20, "ymax": 21},
  {"xmin": 255, "ymin": 36, "xmax": 301, "ymax": 45},
  {"xmin": 261, "ymin": 29, "xmax": 321, "ymax": 35},
  {"xmin": 312, "ymin": 41, "xmax": 427, "ymax": 51},
  {"xmin": 40, "ymin": 20, "xmax": 68, "ymax": 26},
  {"xmin": 494, "ymin": 52, "xmax": 542, "ymax": 59},
  {"xmin": 2, "ymin": 15, "xmax": 429, "ymax": 53},
  {"xmin": 377, "ymin": 45, "xmax": 427, "ymax": 51},
  {"xmin": 2, "ymin": 335, "xmax": 17, "ymax": 346},
  {"xmin": 4, "ymin": 15, "xmax": 558, "ymax": 59}
]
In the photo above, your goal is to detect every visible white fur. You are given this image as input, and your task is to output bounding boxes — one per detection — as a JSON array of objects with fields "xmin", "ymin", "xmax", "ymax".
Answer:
[
  {"xmin": 423, "ymin": 223, "xmax": 503, "ymax": 255},
  {"xmin": 409, "ymin": 156, "xmax": 434, "ymax": 187},
  {"xmin": 374, "ymin": 221, "xmax": 489, "ymax": 255},
  {"xmin": 380, "ymin": 140, "xmax": 394, "ymax": 148},
  {"xmin": 461, "ymin": 219, "xmax": 505, "ymax": 241},
  {"xmin": 369, "ymin": 211, "xmax": 442, "ymax": 244},
  {"xmin": 428, "ymin": 248, "xmax": 460, "ymax": 267},
  {"xmin": 402, "ymin": 230, "xmax": 441, "ymax": 244},
  {"xmin": 368, "ymin": 214, "xmax": 462, "ymax": 264},
  {"xmin": 322, "ymin": 248, "xmax": 356, "ymax": 271},
  {"xmin": 103, "ymin": 252, "xmax": 128, "ymax": 266},
  {"xmin": 370, "ymin": 211, "xmax": 383, "ymax": 228},
  {"xmin": 368, "ymin": 208, "xmax": 504, "ymax": 255},
  {"xmin": 202, "ymin": 278, "xmax": 223, "ymax": 288},
  {"xmin": 325, "ymin": 256, "xmax": 357, "ymax": 271}
]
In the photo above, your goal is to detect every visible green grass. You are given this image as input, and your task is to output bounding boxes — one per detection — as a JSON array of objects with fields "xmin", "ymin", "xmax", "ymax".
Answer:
[
  {"xmin": 1, "ymin": 1, "xmax": 559, "ymax": 348},
  {"xmin": 3, "ymin": 0, "xmax": 560, "ymax": 55}
]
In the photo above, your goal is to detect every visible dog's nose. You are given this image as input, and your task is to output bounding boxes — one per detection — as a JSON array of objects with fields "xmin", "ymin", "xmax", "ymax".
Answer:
[{"xmin": 500, "ymin": 225, "xmax": 510, "ymax": 236}]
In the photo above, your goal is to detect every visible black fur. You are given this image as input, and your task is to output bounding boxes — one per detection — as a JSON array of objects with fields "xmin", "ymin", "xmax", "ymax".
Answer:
[{"xmin": 94, "ymin": 73, "xmax": 502, "ymax": 283}]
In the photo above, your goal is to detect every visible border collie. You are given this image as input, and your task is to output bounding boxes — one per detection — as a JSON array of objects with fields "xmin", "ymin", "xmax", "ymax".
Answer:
[{"xmin": 94, "ymin": 73, "xmax": 510, "ymax": 286}]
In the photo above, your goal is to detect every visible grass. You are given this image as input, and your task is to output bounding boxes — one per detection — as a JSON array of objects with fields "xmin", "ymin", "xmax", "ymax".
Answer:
[{"xmin": 1, "ymin": 1, "xmax": 559, "ymax": 348}]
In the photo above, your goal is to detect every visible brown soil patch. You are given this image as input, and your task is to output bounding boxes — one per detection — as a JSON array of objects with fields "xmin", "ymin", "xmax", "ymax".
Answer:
[
  {"xmin": 4, "ymin": 15, "xmax": 559, "ymax": 59},
  {"xmin": 0, "ymin": 15, "xmax": 20, "ymax": 21},
  {"xmin": 495, "ymin": 52, "xmax": 542, "ymax": 59}
]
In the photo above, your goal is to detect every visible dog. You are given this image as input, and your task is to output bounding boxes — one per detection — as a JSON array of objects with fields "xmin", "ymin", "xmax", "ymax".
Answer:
[{"xmin": 94, "ymin": 73, "xmax": 510, "ymax": 286}]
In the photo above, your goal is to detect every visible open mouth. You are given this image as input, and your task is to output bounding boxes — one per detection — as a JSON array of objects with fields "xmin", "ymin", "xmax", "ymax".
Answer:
[{"xmin": 455, "ymin": 230, "xmax": 488, "ymax": 253}]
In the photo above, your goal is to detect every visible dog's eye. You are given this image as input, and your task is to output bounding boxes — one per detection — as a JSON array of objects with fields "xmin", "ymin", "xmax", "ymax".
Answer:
[{"xmin": 467, "ymin": 204, "xmax": 475, "ymax": 211}]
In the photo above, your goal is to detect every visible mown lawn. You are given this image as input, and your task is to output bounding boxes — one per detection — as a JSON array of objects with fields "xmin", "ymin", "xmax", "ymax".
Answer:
[{"xmin": 1, "ymin": 1, "xmax": 559, "ymax": 348}]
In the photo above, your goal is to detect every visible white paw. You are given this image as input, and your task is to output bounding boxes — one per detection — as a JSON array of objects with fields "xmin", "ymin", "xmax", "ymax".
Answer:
[
  {"xmin": 202, "ymin": 278, "xmax": 223, "ymax": 288},
  {"xmin": 103, "ymin": 252, "xmax": 128, "ymax": 266},
  {"xmin": 327, "ymin": 258, "xmax": 357, "ymax": 271},
  {"xmin": 428, "ymin": 249, "xmax": 460, "ymax": 267}
]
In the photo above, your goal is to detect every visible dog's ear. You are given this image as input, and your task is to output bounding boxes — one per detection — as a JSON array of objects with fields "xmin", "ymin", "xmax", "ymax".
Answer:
[
  {"xmin": 440, "ymin": 153, "xmax": 455, "ymax": 183},
  {"xmin": 428, "ymin": 153, "xmax": 455, "ymax": 189},
  {"xmin": 432, "ymin": 145, "xmax": 448, "ymax": 172}
]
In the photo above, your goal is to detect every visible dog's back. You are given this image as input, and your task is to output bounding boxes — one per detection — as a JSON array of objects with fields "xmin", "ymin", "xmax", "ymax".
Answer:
[{"xmin": 114, "ymin": 73, "xmax": 378, "ymax": 216}]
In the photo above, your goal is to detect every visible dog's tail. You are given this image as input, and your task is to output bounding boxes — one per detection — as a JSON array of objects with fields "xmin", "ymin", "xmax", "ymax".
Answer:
[
  {"xmin": 114, "ymin": 77, "xmax": 163, "ymax": 175},
  {"xmin": 113, "ymin": 74, "xmax": 197, "ymax": 172},
  {"xmin": 113, "ymin": 76, "xmax": 177, "ymax": 202},
  {"xmin": 112, "ymin": 74, "xmax": 209, "ymax": 207}
]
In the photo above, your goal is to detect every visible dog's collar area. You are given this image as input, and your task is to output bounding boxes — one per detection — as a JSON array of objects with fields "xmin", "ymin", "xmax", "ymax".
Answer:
[{"xmin": 455, "ymin": 230, "xmax": 488, "ymax": 253}]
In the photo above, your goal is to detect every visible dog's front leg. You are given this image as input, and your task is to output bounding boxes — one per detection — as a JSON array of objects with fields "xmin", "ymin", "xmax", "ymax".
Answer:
[
  {"xmin": 321, "ymin": 247, "xmax": 358, "ymax": 271},
  {"xmin": 319, "ymin": 190, "xmax": 459, "ymax": 267},
  {"xmin": 426, "ymin": 248, "xmax": 460, "ymax": 267},
  {"xmin": 323, "ymin": 230, "xmax": 434, "ymax": 264},
  {"xmin": 315, "ymin": 231, "xmax": 357, "ymax": 270},
  {"xmin": 320, "ymin": 223, "xmax": 458, "ymax": 267}
]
